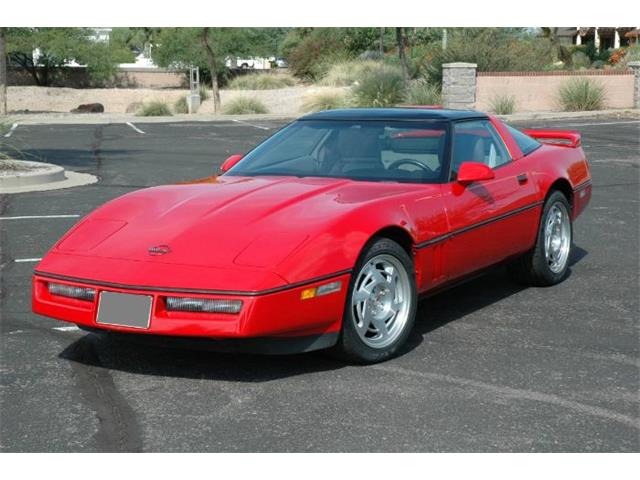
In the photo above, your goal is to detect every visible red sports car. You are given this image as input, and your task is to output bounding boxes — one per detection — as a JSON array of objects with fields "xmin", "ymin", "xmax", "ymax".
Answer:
[{"xmin": 32, "ymin": 108, "xmax": 591, "ymax": 363}]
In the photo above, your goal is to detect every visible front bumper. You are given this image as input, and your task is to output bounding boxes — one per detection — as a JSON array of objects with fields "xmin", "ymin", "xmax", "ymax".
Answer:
[{"xmin": 32, "ymin": 271, "xmax": 350, "ymax": 352}]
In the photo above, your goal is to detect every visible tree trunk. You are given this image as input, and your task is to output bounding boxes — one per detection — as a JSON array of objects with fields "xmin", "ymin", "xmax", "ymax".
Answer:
[
  {"xmin": 0, "ymin": 28, "xmax": 7, "ymax": 115},
  {"xmin": 379, "ymin": 27, "xmax": 384, "ymax": 56},
  {"xmin": 396, "ymin": 27, "xmax": 410, "ymax": 88},
  {"xmin": 201, "ymin": 27, "xmax": 221, "ymax": 112}
]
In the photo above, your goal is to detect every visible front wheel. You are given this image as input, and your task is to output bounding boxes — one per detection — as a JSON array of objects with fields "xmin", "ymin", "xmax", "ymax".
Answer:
[
  {"xmin": 333, "ymin": 238, "xmax": 417, "ymax": 364},
  {"xmin": 509, "ymin": 190, "xmax": 573, "ymax": 286}
]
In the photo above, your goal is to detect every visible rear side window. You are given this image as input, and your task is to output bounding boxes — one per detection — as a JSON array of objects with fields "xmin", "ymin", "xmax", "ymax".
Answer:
[{"xmin": 507, "ymin": 126, "xmax": 541, "ymax": 156}]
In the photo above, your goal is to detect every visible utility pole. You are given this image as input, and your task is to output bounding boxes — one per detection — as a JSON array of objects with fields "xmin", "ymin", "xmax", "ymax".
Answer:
[{"xmin": 0, "ymin": 28, "xmax": 7, "ymax": 116}]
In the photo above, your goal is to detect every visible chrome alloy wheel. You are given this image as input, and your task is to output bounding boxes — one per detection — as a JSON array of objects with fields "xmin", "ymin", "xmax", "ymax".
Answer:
[
  {"xmin": 544, "ymin": 202, "xmax": 571, "ymax": 274},
  {"xmin": 351, "ymin": 254, "xmax": 412, "ymax": 349}
]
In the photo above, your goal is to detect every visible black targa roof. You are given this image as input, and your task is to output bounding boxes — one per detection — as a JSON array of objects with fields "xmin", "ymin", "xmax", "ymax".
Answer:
[{"xmin": 300, "ymin": 108, "xmax": 488, "ymax": 122}]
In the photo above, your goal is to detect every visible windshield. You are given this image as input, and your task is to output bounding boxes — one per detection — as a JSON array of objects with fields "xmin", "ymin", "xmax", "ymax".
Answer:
[{"xmin": 225, "ymin": 120, "xmax": 449, "ymax": 183}]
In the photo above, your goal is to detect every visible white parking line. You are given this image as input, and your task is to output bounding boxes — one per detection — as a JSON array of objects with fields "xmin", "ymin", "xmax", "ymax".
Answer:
[
  {"xmin": 3, "ymin": 123, "xmax": 18, "ymax": 138},
  {"xmin": 0, "ymin": 214, "xmax": 80, "ymax": 221},
  {"xmin": 231, "ymin": 119, "xmax": 270, "ymax": 130},
  {"xmin": 126, "ymin": 122, "xmax": 146, "ymax": 134},
  {"xmin": 52, "ymin": 325, "xmax": 80, "ymax": 332},
  {"xmin": 559, "ymin": 120, "xmax": 640, "ymax": 127},
  {"xmin": 14, "ymin": 258, "xmax": 42, "ymax": 263}
]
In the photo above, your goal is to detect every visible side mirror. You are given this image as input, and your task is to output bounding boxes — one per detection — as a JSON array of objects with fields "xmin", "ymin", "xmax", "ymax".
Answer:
[
  {"xmin": 457, "ymin": 162, "xmax": 495, "ymax": 185},
  {"xmin": 220, "ymin": 154, "xmax": 243, "ymax": 173}
]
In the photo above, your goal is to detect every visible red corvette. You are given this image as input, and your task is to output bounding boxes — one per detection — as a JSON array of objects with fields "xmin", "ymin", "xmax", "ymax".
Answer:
[{"xmin": 32, "ymin": 108, "xmax": 591, "ymax": 363}]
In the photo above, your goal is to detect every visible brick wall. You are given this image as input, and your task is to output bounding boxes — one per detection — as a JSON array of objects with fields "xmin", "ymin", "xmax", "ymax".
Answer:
[{"xmin": 476, "ymin": 70, "xmax": 635, "ymax": 112}]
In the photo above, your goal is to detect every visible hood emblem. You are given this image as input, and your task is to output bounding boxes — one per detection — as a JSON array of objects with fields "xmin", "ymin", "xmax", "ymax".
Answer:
[{"xmin": 148, "ymin": 244, "xmax": 171, "ymax": 256}]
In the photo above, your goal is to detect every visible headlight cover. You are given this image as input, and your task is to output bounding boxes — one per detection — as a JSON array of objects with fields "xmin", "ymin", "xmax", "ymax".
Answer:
[
  {"xmin": 48, "ymin": 282, "xmax": 96, "ymax": 301},
  {"xmin": 165, "ymin": 297, "xmax": 242, "ymax": 314}
]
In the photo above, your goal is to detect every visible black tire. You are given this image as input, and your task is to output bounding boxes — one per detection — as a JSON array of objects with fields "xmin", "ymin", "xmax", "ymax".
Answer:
[
  {"xmin": 508, "ymin": 190, "xmax": 573, "ymax": 286},
  {"xmin": 332, "ymin": 237, "xmax": 418, "ymax": 364}
]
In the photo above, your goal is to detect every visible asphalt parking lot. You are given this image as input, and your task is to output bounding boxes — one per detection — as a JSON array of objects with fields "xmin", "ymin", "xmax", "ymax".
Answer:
[{"xmin": 1, "ymin": 116, "xmax": 638, "ymax": 452}]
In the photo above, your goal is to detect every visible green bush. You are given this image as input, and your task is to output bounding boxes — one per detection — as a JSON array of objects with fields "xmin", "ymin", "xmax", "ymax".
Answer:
[
  {"xmin": 174, "ymin": 96, "xmax": 188, "ymax": 114},
  {"xmin": 223, "ymin": 96, "xmax": 269, "ymax": 115},
  {"xmin": 571, "ymin": 51, "xmax": 591, "ymax": 69},
  {"xmin": 227, "ymin": 73, "xmax": 297, "ymax": 90},
  {"xmin": 351, "ymin": 66, "xmax": 406, "ymax": 107},
  {"xmin": 301, "ymin": 91, "xmax": 350, "ymax": 112},
  {"xmin": 425, "ymin": 29, "xmax": 552, "ymax": 85},
  {"xmin": 136, "ymin": 101, "xmax": 173, "ymax": 117},
  {"xmin": 558, "ymin": 77, "xmax": 605, "ymax": 111},
  {"xmin": 319, "ymin": 60, "xmax": 386, "ymax": 86},
  {"xmin": 489, "ymin": 94, "xmax": 516, "ymax": 114},
  {"xmin": 288, "ymin": 30, "xmax": 351, "ymax": 80},
  {"xmin": 404, "ymin": 80, "xmax": 441, "ymax": 105}
]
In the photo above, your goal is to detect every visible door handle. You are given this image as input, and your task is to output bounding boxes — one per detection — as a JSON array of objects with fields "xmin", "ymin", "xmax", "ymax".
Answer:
[{"xmin": 517, "ymin": 173, "xmax": 528, "ymax": 184}]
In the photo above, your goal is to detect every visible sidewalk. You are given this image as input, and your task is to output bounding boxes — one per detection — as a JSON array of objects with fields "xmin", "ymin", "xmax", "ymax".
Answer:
[{"xmin": 4, "ymin": 108, "xmax": 639, "ymax": 126}]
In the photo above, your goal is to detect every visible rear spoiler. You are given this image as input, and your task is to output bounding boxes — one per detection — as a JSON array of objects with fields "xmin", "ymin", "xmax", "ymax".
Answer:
[{"xmin": 522, "ymin": 129, "xmax": 581, "ymax": 148}]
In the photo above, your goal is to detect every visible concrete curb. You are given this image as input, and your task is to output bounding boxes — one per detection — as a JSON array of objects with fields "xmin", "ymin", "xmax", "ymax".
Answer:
[
  {"xmin": 0, "ymin": 160, "xmax": 66, "ymax": 188},
  {"xmin": 496, "ymin": 109, "xmax": 640, "ymax": 122},
  {"xmin": 5, "ymin": 108, "xmax": 639, "ymax": 126},
  {"xmin": 0, "ymin": 160, "xmax": 98, "ymax": 194}
]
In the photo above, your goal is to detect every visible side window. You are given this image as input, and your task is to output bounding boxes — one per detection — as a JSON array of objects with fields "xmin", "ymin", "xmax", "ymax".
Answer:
[{"xmin": 450, "ymin": 120, "xmax": 511, "ymax": 179}]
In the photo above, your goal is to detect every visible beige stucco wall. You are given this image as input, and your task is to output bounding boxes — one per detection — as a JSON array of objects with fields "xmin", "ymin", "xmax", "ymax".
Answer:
[{"xmin": 476, "ymin": 72, "xmax": 634, "ymax": 112}]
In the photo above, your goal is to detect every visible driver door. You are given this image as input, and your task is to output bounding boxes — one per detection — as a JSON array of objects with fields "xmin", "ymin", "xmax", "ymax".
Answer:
[{"xmin": 442, "ymin": 119, "xmax": 539, "ymax": 280}]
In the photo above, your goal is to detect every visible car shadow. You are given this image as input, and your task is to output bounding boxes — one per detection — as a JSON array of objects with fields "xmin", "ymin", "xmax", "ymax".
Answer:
[{"xmin": 59, "ymin": 247, "xmax": 589, "ymax": 382}]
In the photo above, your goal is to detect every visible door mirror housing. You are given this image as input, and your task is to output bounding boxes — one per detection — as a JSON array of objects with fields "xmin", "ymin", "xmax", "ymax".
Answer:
[
  {"xmin": 457, "ymin": 162, "xmax": 495, "ymax": 184},
  {"xmin": 220, "ymin": 154, "xmax": 243, "ymax": 173}
]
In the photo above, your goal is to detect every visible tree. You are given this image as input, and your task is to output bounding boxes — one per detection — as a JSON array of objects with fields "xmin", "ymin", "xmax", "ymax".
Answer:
[
  {"xmin": 5, "ymin": 28, "xmax": 133, "ymax": 86},
  {"xmin": 396, "ymin": 27, "xmax": 410, "ymax": 87},
  {"xmin": 151, "ymin": 28, "xmax": 288, "ymax": 111},
  {"xmin": 1, "ymin": 28, "xmax": 7, "ymax": 115},
  {"xmin": 540, "ymin": 27, "xmax": 573, "ymax": 67},
  {"xmin": 201, "ymin": 28, "xmax": 221, "ymax": 112}
]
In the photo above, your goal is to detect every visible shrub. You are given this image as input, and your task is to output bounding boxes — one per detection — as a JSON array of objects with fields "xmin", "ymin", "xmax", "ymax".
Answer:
[
  {"xmin": 404, "ymin": 80, "xmax": 441, "ymax": 106},
  {"xmin": 351, "ymin": 66, "xmax": 406, "ymax": 107},
  {"xmin": 287, "ymin": 30, "xmax": 351, "ymax": 80},
  {"xmin": 174, "ymin": 96, "xmax": 188, "ymax": 114},
  {"xmin": 227, "ymin": 73, "xmax": 297, "ymax": 90},
  {"xmin": 319, "ymin": 60, "xmax": 385, "ymax": 86},
  {"xmin": 558, "ymin": 77, "xmax": 605, "ymax": 111},
  {"xmin": 223, "ymin": 97, "xmax": 269, "ymax": 115},
  {"xmin": 489, "ymin": 94, "xmax": 516, "ymax": 114},
  {"xmin": 571, "ymin": 51, "xmax": 591, "ymax": 70},
  {"xmin": 301, "ymin": 91, "xmax": 350, "ymax": 112},
  {"xmin": 125, "ymin": 102, "xmax": 143, "ymax": 114},
  {"xmin": 199, "ymin": 86, "xmax": 211, "ymax": 101},
  {"xmin": 136, "ymin": 101, "xmax": 173, "ymax": 117},
  {"xmin": 425, "ymin": 29, "xmax": 552, "ymax": 85}
]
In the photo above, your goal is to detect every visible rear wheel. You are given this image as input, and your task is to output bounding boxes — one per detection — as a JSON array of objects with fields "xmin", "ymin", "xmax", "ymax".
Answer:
[
  {"xmin": 333, "ymin": 238, "xmax": 417, "ymax": 364},
  {"xmin": 509, "ymin": 190, "xmax": 573, "ymax": 286}
]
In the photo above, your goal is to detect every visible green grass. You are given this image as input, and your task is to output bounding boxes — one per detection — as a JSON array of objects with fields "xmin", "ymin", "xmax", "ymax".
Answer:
[
  {"xmin": 404, "ymin": 80, "xmax": 441, "ymax": 106},
  {"xmin": 489, "ymin": 94, "xmax": 516, "ymax": 114},
  {"xmin": 136, "ymin": 101, "xmax": 173, "ymax": 117},
  {"xmin": 223, "ymin": 96, "xmax": 269, "ymax": 115},
  {"xmin": 558, "ymin": 77, "xmax": 605, "ymax": 111},
  {"xmin": 301, "ymin": 91, "xmax": 350, "ymax": 113},
  {"xmin": 227, "ymin": 73, "xmax": 296, "ymax": 90},
  {"xmin": 351, "ymin": 65, "xmax": 406, "ymax": 108}
]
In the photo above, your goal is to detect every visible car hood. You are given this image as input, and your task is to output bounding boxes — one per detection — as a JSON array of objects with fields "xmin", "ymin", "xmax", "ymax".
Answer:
[{"xmin": 50, "ymin": 176, "xmax": 422, "ymax": 274}]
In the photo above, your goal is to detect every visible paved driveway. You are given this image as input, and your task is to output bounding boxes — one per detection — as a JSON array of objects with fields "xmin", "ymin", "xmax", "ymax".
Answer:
[{"xmin": 1, "ymin": 117, "xmax": 638, "ymax": 452}]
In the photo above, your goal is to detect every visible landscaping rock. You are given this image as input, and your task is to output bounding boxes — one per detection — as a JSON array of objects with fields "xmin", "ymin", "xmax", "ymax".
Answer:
[{"xmin": 71, "ymin": 103, "xmax": 104, "ymax": 113}]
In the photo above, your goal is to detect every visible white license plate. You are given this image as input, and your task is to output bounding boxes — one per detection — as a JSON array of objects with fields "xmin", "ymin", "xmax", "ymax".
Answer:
[{"xmin": 96, "ymin": 291, "xmax": 153, "ymax": 329}]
